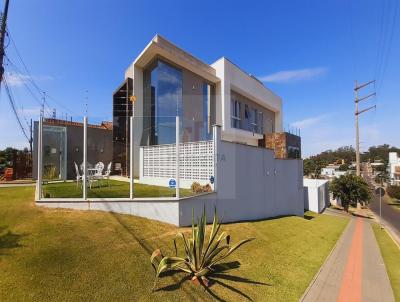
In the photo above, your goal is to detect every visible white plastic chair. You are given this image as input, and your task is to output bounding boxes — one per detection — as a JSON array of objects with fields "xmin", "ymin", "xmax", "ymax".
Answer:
[
  {"xmin": 92, "ymin": 162, "xmax": 105, "ymax": 187},
  {"xmin": 104, "ymin": 162, "xmax": 112, "ymax": 186},
  {"xmin": 74, "ymin": 162, "xmax": 82, "ymax": 188}
]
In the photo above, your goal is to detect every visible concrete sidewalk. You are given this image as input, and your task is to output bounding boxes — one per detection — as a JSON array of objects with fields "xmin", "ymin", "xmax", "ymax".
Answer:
[{"xmin": 302, "ymin": 217, "xmax": 394, "ymax": 302}]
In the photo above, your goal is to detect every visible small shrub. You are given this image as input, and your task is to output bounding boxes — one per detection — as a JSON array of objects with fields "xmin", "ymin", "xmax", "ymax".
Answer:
[
  {"xmin": 191, "ymin": 182, "xmax": 202, "ymax": 193},
  {"xmin": 387, "ymin": 186, "xmax": 400, "ymax": 200},
  {"xmin": 203, "ymin": 184, "xmax": 212, "ymax": 193},
  {"xmin": 150, "ymin": 207, "xmax": 254, "ymax": 291},
  {"xmin": 191, "ymin": 182, "xmax": 212, "ymax": 194}
]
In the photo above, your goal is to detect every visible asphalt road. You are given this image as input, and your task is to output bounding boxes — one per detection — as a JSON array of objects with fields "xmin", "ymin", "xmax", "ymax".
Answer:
[{"xmin": 363, "ymin": 172, "xmax": 400, "ymax": 240}]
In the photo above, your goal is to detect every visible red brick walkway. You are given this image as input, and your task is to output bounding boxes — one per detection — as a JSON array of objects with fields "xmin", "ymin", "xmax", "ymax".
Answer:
[
  {"xmin": 302, "ymin": 216, "xmax": 394, "ymax": 302},
  {"xmin": 337, "ymin": 218, "xmax": 363, "ymax": 302}
]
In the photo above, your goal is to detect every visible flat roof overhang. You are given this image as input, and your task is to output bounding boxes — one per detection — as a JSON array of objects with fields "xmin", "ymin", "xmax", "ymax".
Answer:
[{"xmin": 128, "ymin": 35, "xmax": 220, "ymax": 84}]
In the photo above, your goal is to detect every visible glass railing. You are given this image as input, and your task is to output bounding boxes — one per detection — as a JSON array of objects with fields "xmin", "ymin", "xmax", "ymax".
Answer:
[
  {"xmin": 41, "ymin": 120, "xmax": 82, "ymax": 199},
  {"xmin": 179, "ymin": 117, "xmax": 215, "ymax": 197},
  {"xmin": 37, "ymin": 115, "xmax": 217, "ymax": 200}
]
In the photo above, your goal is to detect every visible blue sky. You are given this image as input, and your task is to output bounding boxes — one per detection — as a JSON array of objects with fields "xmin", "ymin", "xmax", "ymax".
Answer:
[{"xmin": 0, "ymin": 0, "xmax": 399, "ymax": 156}]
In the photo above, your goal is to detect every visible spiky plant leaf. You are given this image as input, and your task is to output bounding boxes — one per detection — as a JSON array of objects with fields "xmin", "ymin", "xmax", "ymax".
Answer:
[
  {"xmin": 150, "ymin": 249, "xmax": 163, "ymax": 271},
  {"xmin": 153, "ymin": 256, "xmax": 188, "ymax": 290}
]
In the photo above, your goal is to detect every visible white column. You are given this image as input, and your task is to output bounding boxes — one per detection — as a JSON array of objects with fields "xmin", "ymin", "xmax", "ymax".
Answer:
[
  {"xmin": 83, "ymin": 116, "xmax": 87, "ymax": 200},
  {"xmin": 176, "ymin": 116, "xmax": 180, "ymax": 199},
  {"xmin": 130, "ymin": 116, "xmax": 134, "ymax": 199},
  {"xmin": 212, "ymin": 125, "xmax": 221, "ymax": 192},
  {"xmin": 37, "ymin": 117, "xmax": 43, "ymax": 200}
]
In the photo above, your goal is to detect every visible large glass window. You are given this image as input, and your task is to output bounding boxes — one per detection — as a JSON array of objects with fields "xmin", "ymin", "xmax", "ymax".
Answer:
[
  {"xmin": 153, "ymin": 61, "xmax": 182, "ymax": 145},
  {"xmin": 202, "ymin": 83, "xmax": 212, "ymax": 140},
  {"xmin": 143, "ymin": 59, "xmax": 215, "ymax": 145},
  {"xmin": 231, "ymin": 99, "xmax": 241, "ymax": 129},
  {"xmin": 231, "ymin": 90, "xmax": 274, "ymax": 134},
  {"xmin": 258, "ymin": 111, "xmax": 264, "ymax": 134},
  {"xmin": 251, "ymin": 108, "xmax": 257, "ymax": 133}
]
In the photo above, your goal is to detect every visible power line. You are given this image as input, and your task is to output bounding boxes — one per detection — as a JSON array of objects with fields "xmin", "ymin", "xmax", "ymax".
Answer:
[
  {"xmin": 374, "ymin": 0, "xmax": 399, "ymax": 93},
  {"xmin": 3, "ymin": 76, "xmax": 29, "ymax": 142},
  {"xmin": 377, "ymin": 0, "xmax": 399, "ymax": 92},
  {"xmin": 6, "ymin": 29, "xmax": 78, "ymax": 116}
]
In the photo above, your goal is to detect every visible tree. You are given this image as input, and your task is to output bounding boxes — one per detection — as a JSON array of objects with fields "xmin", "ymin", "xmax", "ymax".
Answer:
[
  {"xmin": 303, "ymin": 158, "xmax": 326, "ymax": 178},
  {"xmin": 329, "ymin": 174, "xmax": 371, "ymax": 212},
  {"xmin": 387, "ymin": 186, "xmax": 400, "ymax": 200}
]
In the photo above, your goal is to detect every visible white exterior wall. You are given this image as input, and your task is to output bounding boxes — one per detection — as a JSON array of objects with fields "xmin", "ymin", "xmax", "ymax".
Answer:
[
  {"xmin": 303, "ymin": 178, "xmax": 330, "ymax": 213},
  {"xmin": 211, "ymin": 58, "xmax": 282, "ymax": 146},
  {"xmin": 179, "ymin": 140, "xmax": 304, "ymax": 225}
]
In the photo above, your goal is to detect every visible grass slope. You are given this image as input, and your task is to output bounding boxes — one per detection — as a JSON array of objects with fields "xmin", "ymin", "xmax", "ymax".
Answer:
[
  {"xmin": 0, "ymin": 187, "xmax": 348, "ymax": 301},
  {"xmin": 372, "ymin": 224, "xmax": 400, "ymax": 301}
]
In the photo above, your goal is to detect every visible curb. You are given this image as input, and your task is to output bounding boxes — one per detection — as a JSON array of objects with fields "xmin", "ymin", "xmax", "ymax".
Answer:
[
  {"xmin": 368, "ymin": 210, "xmax": 400, "ymax": 250},
  {"xmin": 383, "ymin": 226, "xmax": 400, "ymax": 250}
]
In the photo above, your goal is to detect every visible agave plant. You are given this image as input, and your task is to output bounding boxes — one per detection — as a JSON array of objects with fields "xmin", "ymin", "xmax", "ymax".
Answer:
[{"xmin": 150, "ymin": 207, "xmax": 254, "ymax": 290}]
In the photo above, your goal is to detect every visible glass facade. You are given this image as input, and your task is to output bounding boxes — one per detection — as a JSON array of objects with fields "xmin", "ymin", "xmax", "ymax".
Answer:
[
  {"xmin": 42, "ymin": 125, "xmax": 67, "ymax": 180},
  {"xmin": 148, "ymin": 60, "xmax": 182, "ymax": 145},
  {"xmin": 112, "ymin": 78, "xmax": 133, "ymax": 176},
  {"xmin": 143, "ymin": 59, "xmax": 215, "ymax": 145}
]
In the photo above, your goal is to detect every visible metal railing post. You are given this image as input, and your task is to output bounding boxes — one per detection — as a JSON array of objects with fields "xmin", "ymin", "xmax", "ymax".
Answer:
[
  {"xmin": 83, "ymin": 116, "xmax": 87, "ymax": 200},
  {"xmin": 130, "ymin": 116, "xmax": 134, "ymax": 199},
  {"xmin": 176, "ymin": 116, "xmax": 180, "ymax": 199},
  {"xmin": 37, "ymin": 117, "xmax": 43, "ymax": 200}
]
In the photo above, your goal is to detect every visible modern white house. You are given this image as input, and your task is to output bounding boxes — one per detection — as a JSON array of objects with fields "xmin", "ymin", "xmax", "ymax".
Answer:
[
  {"xmin": 388, "ymin": 152, "xmax": 400, "ymax": 185},
  {"xmin": 36, "ymin": 34, "xmax": 304, "ymax": 226}
]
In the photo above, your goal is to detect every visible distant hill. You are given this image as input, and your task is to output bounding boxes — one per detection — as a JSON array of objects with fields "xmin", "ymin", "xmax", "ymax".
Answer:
[{"xmin": 303, "ymin": 144, "xmax": 400, "ymax": 177}]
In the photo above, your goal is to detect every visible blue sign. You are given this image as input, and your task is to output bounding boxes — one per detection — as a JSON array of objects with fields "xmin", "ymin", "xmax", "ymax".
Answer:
[
  {"xmin": 209, "ymin": 176, "xmax": 215, "ymax": 184},
  {"xmin": 169, "ymin": 179, "xmax": 176, "ymax": 188}
]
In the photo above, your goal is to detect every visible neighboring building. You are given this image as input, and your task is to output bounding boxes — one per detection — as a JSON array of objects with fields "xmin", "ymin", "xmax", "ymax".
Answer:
[
  {"xmin": 321, "ymin": 165, "xmax": 348, "ymax": 179},
  {"xmin": 33, "ymin": 118, "xmax": 112, "ymax": 180},
  {"xmin": 388, "ymin": 152, "xmax": 400, "ymax": 185},
  {"xmin": 303, "ymin": 178, "xmax": 329, "ymax": 213}
]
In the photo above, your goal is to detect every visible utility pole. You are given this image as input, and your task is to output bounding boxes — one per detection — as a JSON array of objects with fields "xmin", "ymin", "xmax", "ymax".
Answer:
[
  {"xmin": 0, "ymin": 0, "xmax": 9, "ymax": 87},
  {"xmin": 354, "ymin": 80, "xmax": 376, "ymax": 177},
  {"xmin": 29, "ymin": 118, "xmax": 33, "ymax": 154},
  {"xmin": 41, "ymin": 91, "xmax": 46, "ymax": 118}
]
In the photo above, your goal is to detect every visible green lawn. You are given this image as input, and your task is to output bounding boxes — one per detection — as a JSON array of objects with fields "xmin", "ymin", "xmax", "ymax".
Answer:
[
  {"xmin": 42, "ymin": 180, "xmax": 193, "ymax": 198},
  {"xmin": 0, "ymin": 186, "xmax": 349, "ymax": 301},
  {"xmin": 372, "ymin": 224, "xmax": 400, "ymax": 301},
  {"xmin": 386, "ymin": 196, "xmax": 400, "ymax": 212}
]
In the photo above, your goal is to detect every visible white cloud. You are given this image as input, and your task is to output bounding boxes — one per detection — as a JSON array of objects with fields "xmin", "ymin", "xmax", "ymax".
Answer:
[
  {"xmin": 259, "ymin": 67, "xmax": 327, "ymax": 83},
  {"xmin": 18, "ymin": 107, "xmax": 41, "ymax": 116},
  {"xmin": 290, "ymin": 114, "xmax": 328, "ymax": 129},
  {"xmin": 4, "ymin": 72, "xmax": 53, "ymax": 87}
]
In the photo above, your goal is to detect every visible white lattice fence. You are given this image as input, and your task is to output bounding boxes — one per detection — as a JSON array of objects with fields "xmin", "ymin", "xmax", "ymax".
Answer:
[{"xmin": 140, "ymin": 140, "xmax": 214, "ymax": 188}]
